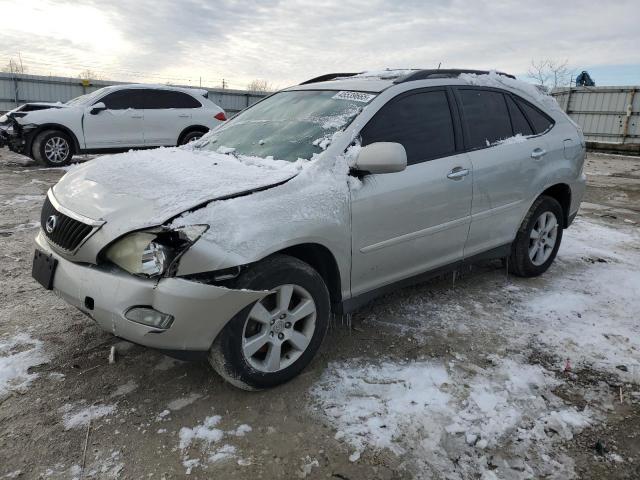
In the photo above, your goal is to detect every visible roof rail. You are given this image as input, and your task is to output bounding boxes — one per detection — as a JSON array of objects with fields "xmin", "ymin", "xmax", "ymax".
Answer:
[
  {"xmin": 394, "ymin": 69, "xmax": 515, "ymax": 84},
  {"xmin": 299, "ymin": 73, "xmax": 360, "ymax": 85}
]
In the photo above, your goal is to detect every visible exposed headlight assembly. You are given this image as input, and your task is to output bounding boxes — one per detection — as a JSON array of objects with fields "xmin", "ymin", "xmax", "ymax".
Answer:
[{"xmin": 104, "ymin": 225, "xmax": 208, "ymax": 277}]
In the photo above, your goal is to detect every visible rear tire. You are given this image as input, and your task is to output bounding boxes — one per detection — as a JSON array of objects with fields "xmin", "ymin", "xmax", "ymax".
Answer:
[
  {"xmin": 179, "ymin": 130, "xmax": 207, "ymax": 145},
  {"xmin": 209, "ymin": 254, "xmax": 330, "ymax": 390},
  {"xmin": 33, "ymin": 130, "xmax": 74, "ymax": 167},
  {"xmin": 509, "ymin": 195, "xmax": 564, "ymax": 277}
]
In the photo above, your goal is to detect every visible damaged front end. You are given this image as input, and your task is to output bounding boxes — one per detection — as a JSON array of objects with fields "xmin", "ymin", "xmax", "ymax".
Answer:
[{"xmin": 0, "ymin": 111, "xmax": 38, "ymax": 154}]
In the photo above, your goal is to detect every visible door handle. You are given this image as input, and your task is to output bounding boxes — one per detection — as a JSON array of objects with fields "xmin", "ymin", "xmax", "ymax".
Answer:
[
  {"xmin": 131, "ymin": 113, "xmax": 143, "ymax": 118},
  {"xmin": 178, "ymin": 113, "xmax": 190, "ymax": 118},
  {"xmin": 447, "ymin": 167, "xmax": 470, "ymax": 180},
  {"xmin": 531, "ymin": 148, "xmax": 547, "ymax": 159}
]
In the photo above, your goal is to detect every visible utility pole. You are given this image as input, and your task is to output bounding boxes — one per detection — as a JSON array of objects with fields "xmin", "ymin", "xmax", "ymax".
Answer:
[{"xmin": 222, "ymin": 78, "xmax": 227, "ymax": 89}]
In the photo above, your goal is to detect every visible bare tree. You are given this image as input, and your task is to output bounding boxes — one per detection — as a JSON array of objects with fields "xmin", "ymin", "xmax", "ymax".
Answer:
[
  {"xmin": 5, "ymin": 53, "xmax": 27, "ymax": 74},
  {"xmin": 246, "ymin": 79, "xmax": 275, "ymax": 93},
  {"xmin": 527, "ymin": 59, "xmax": 572, "ymax": 91},
  {"xmin": 77, "ymin": 69, "xmax": 103, "ymax": 81}
]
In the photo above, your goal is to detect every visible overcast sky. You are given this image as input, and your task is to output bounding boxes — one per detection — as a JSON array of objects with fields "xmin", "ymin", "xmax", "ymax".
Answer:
[{"xmin": 1, "ymin": 0, "xmax": 638, "ymax": 89}]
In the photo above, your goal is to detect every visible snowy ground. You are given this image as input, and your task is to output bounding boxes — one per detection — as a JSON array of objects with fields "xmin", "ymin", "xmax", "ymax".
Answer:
[{"xmin": 0, "ymin": 148, "xmax": 639, "ymax": 479}]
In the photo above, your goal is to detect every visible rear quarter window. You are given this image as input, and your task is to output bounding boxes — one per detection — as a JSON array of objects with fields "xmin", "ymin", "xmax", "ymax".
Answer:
[
  {"xmin": 514, "ymin": 97, "xmax": 555, "ymax": 135},
  {"xmin": 145, "ymin": 90, "xmax": 202, "ymax": 109}
]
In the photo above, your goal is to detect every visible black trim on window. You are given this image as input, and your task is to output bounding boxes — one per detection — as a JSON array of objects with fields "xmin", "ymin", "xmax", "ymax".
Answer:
[{"xmin": 451, "ymin": 86, "xmax": 556, "ymax": 152}]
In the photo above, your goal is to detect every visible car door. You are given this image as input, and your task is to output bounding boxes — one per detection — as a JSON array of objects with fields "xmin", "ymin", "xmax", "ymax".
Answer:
[
  {"xmin": 350, "ymin": 89, "xmax": 473, "ymax": 297},
  {"xmin": 82, "ymin": 89, "xmax": 145, "ymax": 148},
  {"xmin": 454, "ymin": 87, "xmax": 551, "ymax": 257},
  {"xmin": 143, "ymin": 90, "xmax": 202, "ymax": 146}
]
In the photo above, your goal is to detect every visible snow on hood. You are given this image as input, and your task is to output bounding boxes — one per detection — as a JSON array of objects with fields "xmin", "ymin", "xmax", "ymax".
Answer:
[{"xmin": 53, "ymin": 147, "xmax": 304, "ymax": 228}]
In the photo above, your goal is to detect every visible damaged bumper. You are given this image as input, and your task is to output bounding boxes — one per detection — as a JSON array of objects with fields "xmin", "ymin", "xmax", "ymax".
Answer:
[
  {"xmin": 35, "ymin": 232, "xmax": 266, "ymax": 352},
  {"xmin": 0, "ymin": 118, "xmax": 35, "ymax": 154}
]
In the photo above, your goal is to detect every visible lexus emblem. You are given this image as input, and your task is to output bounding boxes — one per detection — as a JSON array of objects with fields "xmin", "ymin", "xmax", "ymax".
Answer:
[{"xmin": 45, "ymin": 215, "xmax": 58, "ymax": 234}]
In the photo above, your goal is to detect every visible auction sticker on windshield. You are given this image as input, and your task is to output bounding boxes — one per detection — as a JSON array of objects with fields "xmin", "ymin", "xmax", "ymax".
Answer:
[{"xmin": 332, "ymin": 91, "xmax": 376, "ymax": 103}]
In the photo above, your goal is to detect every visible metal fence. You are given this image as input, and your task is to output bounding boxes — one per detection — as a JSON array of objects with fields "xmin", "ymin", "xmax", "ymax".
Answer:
[
  {"xmin": 0, "ymin": 72, "xmax": 268, "ymax": 115},
  {"xmin": 552, "ymin": 86, "xmax": 639, "ymax": 149}
]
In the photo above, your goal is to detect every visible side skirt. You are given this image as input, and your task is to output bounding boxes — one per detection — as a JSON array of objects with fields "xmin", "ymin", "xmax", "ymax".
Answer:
[{"xmin": 337, "ymin": 243, "xmax": 511, "ymax": 315}]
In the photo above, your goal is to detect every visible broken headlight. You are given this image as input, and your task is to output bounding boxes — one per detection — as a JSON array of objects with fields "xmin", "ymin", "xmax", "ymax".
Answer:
[{"xmin": 104, "ymin": 225, "xmax": 208, "ymax": 277}]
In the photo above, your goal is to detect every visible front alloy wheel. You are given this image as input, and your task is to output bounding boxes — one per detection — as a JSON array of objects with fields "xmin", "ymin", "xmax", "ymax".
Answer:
[
  {"xmin": 242, "ymin": 284, "xmax": 317, "ymax": 373},
  {"xmin": 44, "ymin": 136, "xmax": 70, "ymax": 164},
  {"xmin": 209, "ymin": 254, "xmax": 330, "ymax": 390}
]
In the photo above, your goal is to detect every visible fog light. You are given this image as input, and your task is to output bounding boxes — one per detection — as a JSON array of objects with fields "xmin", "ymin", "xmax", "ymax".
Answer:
[{"xmin": 125, "ymin": 307, "xmax": 174, "ymax": 329}]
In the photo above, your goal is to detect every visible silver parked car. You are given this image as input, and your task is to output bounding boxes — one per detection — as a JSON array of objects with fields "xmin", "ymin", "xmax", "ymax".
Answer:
[{"xmin": 32, "ymin": 69, "xmax": 586, "ymax": 390}]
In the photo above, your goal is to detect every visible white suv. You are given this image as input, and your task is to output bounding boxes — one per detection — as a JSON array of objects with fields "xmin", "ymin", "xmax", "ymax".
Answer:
[{"xmin": 0, "ymin": 84, "xmax": 227, "ymax": 166}]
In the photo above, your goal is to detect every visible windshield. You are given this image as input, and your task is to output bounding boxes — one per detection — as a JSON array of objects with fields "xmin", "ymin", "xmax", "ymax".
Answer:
[
  {"xmin": 196, "ymin": 89, "xmax": 376, "ymax": 161},
  {"xmin": 66, "ymin": 87, "xmax": 110, "ymax": 106}
]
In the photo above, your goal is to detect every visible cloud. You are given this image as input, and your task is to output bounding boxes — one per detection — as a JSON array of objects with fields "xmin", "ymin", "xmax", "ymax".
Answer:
[{"xmin": 1, "ymin": 0, "xmax": 638, "ymax": 87}]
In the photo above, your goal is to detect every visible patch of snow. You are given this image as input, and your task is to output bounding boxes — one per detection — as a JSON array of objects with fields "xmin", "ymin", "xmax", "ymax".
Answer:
[
  {"xmin": 177, "ymin": 415, "xmax": 254, "ymax": 474},
  {"xmin": 61, "ymin": 403, "xmax": 116, "ymax": 430},
  {"xmin": 155, "ymin": 409, "xmax": 171, "ymax": 421},
  {"xmin": 179, "ymin": 415, "xmax": 224, "ymax": 450},
  {"xmin": 209, "ymin": 444, "xmax": 236, "ymax": 463},
  {"xmin": 312, "ymin": 357, "xmax": 591, "ymax": 479},
  {"xmin": 0, "ymin": 333, "xmax": 47, "ymax": 397}
]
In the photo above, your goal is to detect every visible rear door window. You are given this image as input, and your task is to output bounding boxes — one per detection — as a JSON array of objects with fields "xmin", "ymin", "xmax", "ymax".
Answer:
[
  {"xmin": 514, "ymin": 97, "xmax": 554, "ymax": 134},
  {"xmin": 100, "ymin": 89, "xmax": 146, "ymax": 110},
  {"xmin": 145, "ymin": 90, "xmax": 202, "ymax": 109},
  {"xmin": 457, "ymin": 89, "xmax": 512, "ymax": 149},
  {"xmin": 505, "ymin": 95, "xmax": 533, "ymax": 136},
  {"xmin": 361, "ymin": 90, "xmax": 456, "ymax": 165}
]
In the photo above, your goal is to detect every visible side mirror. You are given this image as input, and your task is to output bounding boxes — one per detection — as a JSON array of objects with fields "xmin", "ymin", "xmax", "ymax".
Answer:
[
  {"xmin": 90, "ymin": 102, "xmax": 106, "ymax": 115},
  {"xmin": 353, "ymin": 142, "xmax": 407, "ymax": 174}
]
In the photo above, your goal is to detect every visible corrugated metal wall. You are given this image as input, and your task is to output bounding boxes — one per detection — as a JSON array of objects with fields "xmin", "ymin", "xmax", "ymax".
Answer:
[
  {"xmin": 0, "ymin": 72, "xmax": 267, "ymax": 115},
  {"xmin": 552, "ymin": 86, "xmax": 639, "ymax": 145}
]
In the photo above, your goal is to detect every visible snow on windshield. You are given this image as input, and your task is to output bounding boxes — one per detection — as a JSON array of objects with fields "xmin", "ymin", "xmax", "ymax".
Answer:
[{"xmin": 195, "ymin": 90, "xmax": 372, "ymax": 162}]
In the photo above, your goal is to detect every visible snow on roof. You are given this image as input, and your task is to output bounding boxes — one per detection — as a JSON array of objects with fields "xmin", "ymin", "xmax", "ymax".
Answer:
[{"xmin": 459, "ymin": 70, "xmax": 561, "ymax": 112}]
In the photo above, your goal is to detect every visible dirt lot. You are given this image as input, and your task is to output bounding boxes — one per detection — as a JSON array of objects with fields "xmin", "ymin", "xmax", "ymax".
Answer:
[{"xmin": 1, "ymin": 149, "xmax": 639, "ymax": 480}]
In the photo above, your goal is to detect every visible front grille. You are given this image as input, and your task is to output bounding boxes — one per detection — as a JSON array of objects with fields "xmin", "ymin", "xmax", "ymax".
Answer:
[{"xmin": 40, "ymin": 196, "xmax": 93, "ymax": 251}]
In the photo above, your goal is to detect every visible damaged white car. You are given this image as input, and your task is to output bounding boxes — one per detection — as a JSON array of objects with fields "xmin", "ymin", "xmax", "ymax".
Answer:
[{"xmin": 32, "ymin": 69, "xmax": 586, "ymax": 390}]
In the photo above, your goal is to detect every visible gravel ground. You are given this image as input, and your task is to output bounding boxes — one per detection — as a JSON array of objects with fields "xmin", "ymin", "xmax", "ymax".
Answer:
[{"xmin": 0, "ymin": 149, "xmax": 639, "ymax": 480}]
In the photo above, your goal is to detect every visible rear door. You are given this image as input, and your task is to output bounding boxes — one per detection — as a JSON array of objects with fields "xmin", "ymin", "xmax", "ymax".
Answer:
[
  {"xmin": 454, "ymin": 87, "xmax": 551, "ymax": 257},
  {"xmin": 143, "ymin": 90, "xmax": 203, "ymax": 146},
  {"xmin": 83, "ymin": 89, "xmax": 145, "ymax": 148},
  {"xmin": 350, "ymin": 89, "xmax": 473, "ymax": 296}
]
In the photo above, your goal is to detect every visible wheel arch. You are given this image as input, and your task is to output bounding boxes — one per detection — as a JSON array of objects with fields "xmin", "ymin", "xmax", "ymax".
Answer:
[
  {"xmin": 276, "ymin": 243, "xmax": 343, "ymax": 310},
  {"xmin": 541, "ymin": 183, "xmax": 571, "ymax": 228},
  {"xmin": 177, "ymin": 125, "xmax": 209, "ymax": 145},
  {"xmin": 29, "ymin": 123, "xmax": 81, "ymax": 156}
]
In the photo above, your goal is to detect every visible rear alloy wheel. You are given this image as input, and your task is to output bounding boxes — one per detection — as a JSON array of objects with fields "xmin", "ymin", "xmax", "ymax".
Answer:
[
  {"xmin": 179, "ymin": 130, "xmax": 206, "ymax": 145},
  {"xmin": 509, "ymin": 195, "xmax": 564, "ymax": 277},
  {"xmin": 33, "ymin": 130, "xmax": 74, "ymax": 167},
  {"xmin": 209, "ymin": 255, "xmax": 330, "ymax": 390}
]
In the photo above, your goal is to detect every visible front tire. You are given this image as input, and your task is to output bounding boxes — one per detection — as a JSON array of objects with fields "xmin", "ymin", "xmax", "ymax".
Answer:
[
  {"xmin": 509, "ymin": 195, "xmax": 564, "ymax": 277},
  {"xmin": 209, "ymin": 254, "xmax": 330, "ymax": 390},
  {"xmin": 33, "ymin": 130, "xmax": 74, "ymax": 167}
]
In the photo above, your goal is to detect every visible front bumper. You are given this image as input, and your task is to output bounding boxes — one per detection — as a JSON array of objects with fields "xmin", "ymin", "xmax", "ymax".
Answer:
[{"xmin": 35, "ymin": 232, "xmax": 265, "ymax": 351}]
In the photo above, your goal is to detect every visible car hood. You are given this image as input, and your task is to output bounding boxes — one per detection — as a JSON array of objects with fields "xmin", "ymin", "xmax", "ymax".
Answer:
[{"xmin": 52, "ymin": 147, "xmax": 302, "ymax": 236}]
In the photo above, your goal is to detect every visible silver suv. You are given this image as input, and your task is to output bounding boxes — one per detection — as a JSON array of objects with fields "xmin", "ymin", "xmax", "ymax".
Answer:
[{"xmin": 32, "ymin": 69, "xmax": 586, "ymax": 390}]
